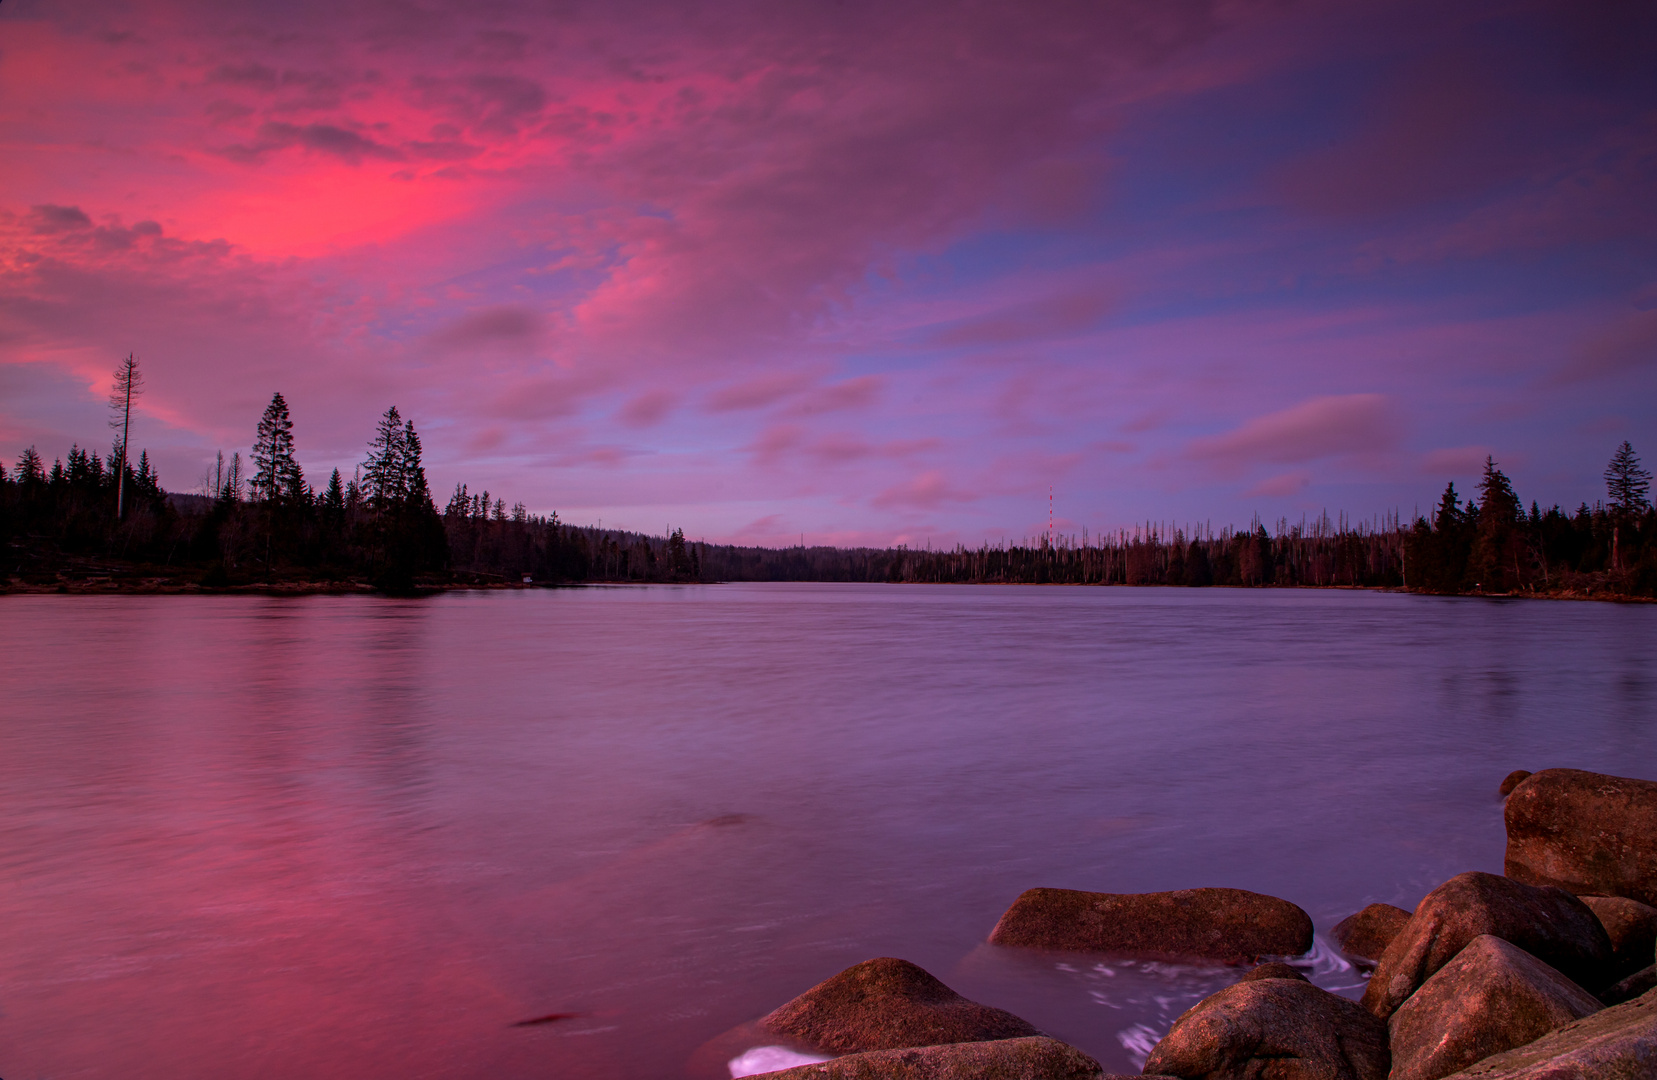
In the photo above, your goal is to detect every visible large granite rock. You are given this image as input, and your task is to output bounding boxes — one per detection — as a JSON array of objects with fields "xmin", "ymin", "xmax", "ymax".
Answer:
[
  {"xmin": 1505, "ymin": 768, "xmax": 1657, "ymax": 908},
  {"xmin": 988, "ymin": 888, "xmax": 1313, "ymax": 963},
  {"xmin": 1387, "ymin": 934, "xmax": 1601, "ymax": 1080},
  {"xmin": 1439, "ymin": 986, "xmax": 1657, "ymax": 1079},
  {"xmin": 1143, "ymin": 977, "xmax": 1389, "ymax": 1080},
  {"xmin": 1581, "ymin": 895, "xmax": 1657, "ymax": 982},
  {"xmin": 1361, "ymin": 872, "xmax": 1613, "ymax": 1018},
  {"xmin": 1500, "ymin": 771, "xmax": 1533, "ymax": 797},
  {"xmin": 1601, "ymin": 965, "xmax": 1657, "ymax": 1007},
  {"xmin": 744, "ymin": 1036, "xmax": 1106, "ymax": 1079},
  {"xmin": 759, "ymin": 958, "xmax": 1041, "ymax": 1055},
  {"xmin": 1240, "ymin": 962, "xmax": 1308, "ymax": 983},
  {"xmin": 1332, "ymin": 903, "xmax": 1412, "ymax": 964}
]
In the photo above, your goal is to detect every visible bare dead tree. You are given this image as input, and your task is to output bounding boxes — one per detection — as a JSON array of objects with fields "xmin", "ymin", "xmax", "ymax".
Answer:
[{"xmin": 108, "ymin": 353, "xmax": 145, "ymax": 519}]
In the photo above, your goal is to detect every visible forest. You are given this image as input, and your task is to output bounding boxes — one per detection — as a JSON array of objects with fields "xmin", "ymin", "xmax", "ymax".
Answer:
[{"xmin": 2, "ymin": 378, "xmax": 1653, "ymax": 598}]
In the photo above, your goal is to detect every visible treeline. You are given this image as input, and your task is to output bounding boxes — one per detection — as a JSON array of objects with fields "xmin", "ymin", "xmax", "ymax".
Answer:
[
  {"xmin": 727, "ymin": 450, "xmax": 1653, "ymax": 598},
  {"xmin": 2, "ymin": 379, "xmax": 1652, "ymax": 598}
]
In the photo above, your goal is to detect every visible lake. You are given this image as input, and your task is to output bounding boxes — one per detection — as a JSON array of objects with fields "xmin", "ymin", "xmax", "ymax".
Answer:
[{"xmin": 1, "ymin": 584, "xmax": 1654, "ymax": 1079}]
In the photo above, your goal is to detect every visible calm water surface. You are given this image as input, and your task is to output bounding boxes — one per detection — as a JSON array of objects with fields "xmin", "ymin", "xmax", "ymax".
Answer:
[{"xmin": 1, "ymin": 584, "xmax": 1654, "ymax": 1079}]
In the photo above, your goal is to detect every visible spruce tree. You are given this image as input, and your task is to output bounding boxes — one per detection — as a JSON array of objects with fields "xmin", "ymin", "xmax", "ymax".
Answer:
[
  {"xmin": 1471, "ymin": 456, "xmax": 1524, "ymax": 591},
  {"xmin": 17, "ymin": 446, "xmax": 46, "ymax": 491},
  {"xmin": 323, "ymin": 469, "xmax": 346, "ymax": 513},
  {"xmin": 1604, "ymin": 441, "xmax": 1651, "ymax": 516},
  {"xmin": 250, "ymin": 393, "xmax": 302, "ymax": 502},
  {"xmin": 362, "ymin": 406, "xmax": 407, "ymax": 509}
]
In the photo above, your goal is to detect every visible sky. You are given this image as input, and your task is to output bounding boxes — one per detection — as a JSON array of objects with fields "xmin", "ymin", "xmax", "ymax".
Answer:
[{"xmin": 2, "ymin": 0, "xmax": 1654, "ymax": 547}]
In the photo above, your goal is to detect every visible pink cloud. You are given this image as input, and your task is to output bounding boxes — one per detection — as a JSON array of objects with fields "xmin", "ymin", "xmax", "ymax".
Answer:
[
  {"xmin": 783, "ymin": 376, "xmax": 884, "ymax": 417},
  {"xmin": 1560, "ymin": 309, "xmax": 1657, "ymax": 384},
  {"xmin": 871, "ymin": 470, "xmax": 979, "ymax": 511},
  {"xmin": 705, "ymin": 372, "xmax": 817, "ymax": 413},
  {"xmin": 1187, "ymin": 394, "xmax": 1400, "ymax": 471},
  {"xmin": 1245, "ymin": 471, "xmax": 1311, "ymax": 497},
  {"xmin": 1420, "ymin": 445, "xmax": 1492, "ymax": 477},
  {"xmin": 617, "ymin": 389, "xmax": 676, "ymax": 428},
  {"xmin": 929, "ymin": 290, "xmax": 1114, "ymax": 347}
]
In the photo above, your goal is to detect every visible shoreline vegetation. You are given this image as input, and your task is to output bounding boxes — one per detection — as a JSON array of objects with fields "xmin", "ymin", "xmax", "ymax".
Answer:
[{"xmin": 3, "ymin": 388, "xmax": 1653, "ymax": 599}]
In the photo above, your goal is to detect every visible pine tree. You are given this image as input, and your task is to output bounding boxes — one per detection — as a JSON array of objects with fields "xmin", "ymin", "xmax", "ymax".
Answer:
[
  {"xmin": 17, "ymin": 446, "xmax": 46, "ymax": 491},
  {"xmin": 250, "ymin": 392, "xmax": 302, "ymax": 502},
  {"xmin": 1605, "ymin": 441, "xmax": 1652, "ymax": 516},
  {"xmin": 362, "ymin": 406, "xmax": 407, "ymax": 508},
  {"xmin": 1603, "ymin": 441, "xmax": 1650, "ymax": 572},
  {"xmin": 401, "ymin": 420, "xmax": 433, "ymax": 511},
  {"xmin": 1471, "ymin": 457, "xmax": 1524, "ymax": 591},
  {"xmin": 1433, "ymin": 482, "xmax": 1462, "ymax": 532},
  {"xmin": 323, "ymin": 469, "xmax": 346, "ymax": 513}
]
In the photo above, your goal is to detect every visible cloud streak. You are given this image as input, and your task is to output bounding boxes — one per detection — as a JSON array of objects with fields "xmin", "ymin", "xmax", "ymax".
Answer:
[{"xmin": 1, "ymin": 0, "xmax": 1653, "ymax": 538}]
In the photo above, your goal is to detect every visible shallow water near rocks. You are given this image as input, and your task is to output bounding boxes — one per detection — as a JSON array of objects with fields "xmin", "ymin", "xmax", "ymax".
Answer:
[{"xmin": 1, "ymin": 584, "xmax": 1653, "ymax": 1079}]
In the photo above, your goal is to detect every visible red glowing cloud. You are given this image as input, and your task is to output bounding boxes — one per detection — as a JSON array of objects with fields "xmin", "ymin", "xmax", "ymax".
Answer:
[{"xmin": 2, "ymin": 0, "xmax": 1654, "ymax": 540}]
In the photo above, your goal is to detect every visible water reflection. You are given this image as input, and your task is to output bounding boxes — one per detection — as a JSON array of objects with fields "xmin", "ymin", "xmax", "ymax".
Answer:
[{"xmin": 0, "ymin": 587, "xmax": 1653, "ymax": 1079}]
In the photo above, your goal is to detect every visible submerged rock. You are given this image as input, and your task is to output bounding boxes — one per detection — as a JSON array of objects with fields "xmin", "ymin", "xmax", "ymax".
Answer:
[
  {"xmin": 1361, "ymin": 871, "xmax": 1613, "ymax": 1019},
  {"xmin": 988, "ymin": 887, "xmax": 1313, "ymax": 963},
  {"xmin": 1581, "ymin": 895, "xmax": 1657, "ymax": 982},
  {"xmin": 1504, "ymin": 768, "xmax": 1657, "ymax": 908},
  {"xmin": 742, "ymin": 1035, "xmax": 1105, "ymax": 1079},
  {"xmin": 1387, "ymin": 934, "xmax": 1601, "ymax": 1080},
  {"xmin": 1143, "ymin": 977, "xmax": 1389, "ymax": 1080},
  {"xmin": 1437, "ymin": 986, "xmax": 1657, "ymax": 1079},
  {"xmin": 1500, "ymin": 770, "xmax": 1533, "ymax": 797},
  {"xmin": 759, "ymin": 958, "xmax": 1041, "ymax": 1056},
  {"xmin": 1240, "ymin": 961, "xmax": 1307, "ymax": 983},
  {"xmin": 1332, "ymin": 903, "xmax": 1412, "ymax": 965}
]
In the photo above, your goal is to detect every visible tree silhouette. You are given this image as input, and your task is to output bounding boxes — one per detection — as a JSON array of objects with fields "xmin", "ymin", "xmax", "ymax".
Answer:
[
  {"xmin": 107, "ymin": 353, "xmax": 143, "ymax": 519},
  {"xmin": 1603, "ymin": 441, "xmax": 1650, "ymax": 572},
  {"xmin": 1605, "ymin": 441, "xmax": 1651, "ymax": 515},
  {"xmin": 250, "ymin": 393, "xmax": 302, "ymax": 503}
]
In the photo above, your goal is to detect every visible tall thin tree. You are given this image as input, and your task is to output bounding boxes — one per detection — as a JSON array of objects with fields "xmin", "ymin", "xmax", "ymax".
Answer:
[
  {"xmin": 108, "ymin": 353, "xmax": 144, "ymax": 519},
  {"xmin": 250, "ymin": 392, "xmax": 301, "ymax": 502},
  {"xmin": 1603, "ymin": 441, "xmax": 1651, "ymax": 571}
]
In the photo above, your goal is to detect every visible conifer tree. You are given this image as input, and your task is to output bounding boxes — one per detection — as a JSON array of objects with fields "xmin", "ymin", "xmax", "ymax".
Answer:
[
  {"xmin": 17, "ymin": 446, "xmax": 46, "ymax": 492},
  {"xmin": 250, "ymin": 393, "xmax": 302, "ymax": 502},
  {"xmin": 1605, "ymin": 441, "xmax": 1651, "ymax": 516},
  {"xmin": 1471, "ymin": 457, "xmax": 1524, "ymax": 591},
  {"xmin": 323, "ymin": 469, "xmax": 346, "ymax": 513},
  {"xmin": 363, "ymin": 406, "xmax": 408, "ymax": 508},
  {"xmin": 1603, "ymin": 441, "xmax": 1650, "ymax": 572}
]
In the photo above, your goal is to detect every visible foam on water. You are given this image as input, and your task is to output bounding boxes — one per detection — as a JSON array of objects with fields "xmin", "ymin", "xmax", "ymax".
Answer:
[
  {"xmin": 1084, "ymin": 937, "xmax": 1371, "ymax": 1068},
  {"xmin": 728, "ymin": 1046, "xmax": 833, "ymax": 1077}
]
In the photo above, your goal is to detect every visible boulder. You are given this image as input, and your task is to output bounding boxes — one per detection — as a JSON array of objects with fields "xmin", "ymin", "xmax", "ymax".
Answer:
[
  {"xmin": 1601, "ymin": 965, "xmax": 1657, "ymax": 1007},
  {"xmin": 1387, "ymin": 934, "xmax": 1601, "ymax": 1080},
  {"xmin": 1500, "ymin": 770, "xmax": 1533, "ymax": 797},
  {"xmin": 1504, "ymin": 768, "xmax": 1657, "ymax": 907},
  {"xmin": 1143, "ymin": 977, "xmax": 1389, "ymax": 1080},
  {"xmin": 759, "ymin": 958, "xmax": 1041, "ymax": 1055},
  {"xmin": 988, "ymin": 888, "xmax": 1313, "ymax": 963},
  {"xmin": 1332, "ymin": 903, "xmax": 1412, "ymax": 964},
  {"xmin": 1241, "ymin": 961, "xmax": 1307, "ymax": 983},
  {"xmin": 1361, "ymin": 872, "xmax": 1613, "ymax": 1018},
  {"xmin": 1438, "ymin": 986, "xmax": 1657, "ymax": 1079},
  {"xmin": 742, "ymin": 1036, "xmax": 1105, "ymax": 1079},
  {"xmin": 1581, "ymin": 895, "xmax": 1657, "ymax": 982}
]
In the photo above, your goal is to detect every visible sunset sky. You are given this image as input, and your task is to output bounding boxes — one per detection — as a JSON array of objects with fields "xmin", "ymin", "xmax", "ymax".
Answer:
[{"xmin": 2, "ymin": 0, "xmax": 1653, "ymax": 546}]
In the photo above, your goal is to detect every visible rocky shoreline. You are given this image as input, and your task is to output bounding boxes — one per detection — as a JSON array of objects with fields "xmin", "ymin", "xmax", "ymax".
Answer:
[{"xmin": 705, "ymin": 767, "xmax": 1657, "ymax": 1079}]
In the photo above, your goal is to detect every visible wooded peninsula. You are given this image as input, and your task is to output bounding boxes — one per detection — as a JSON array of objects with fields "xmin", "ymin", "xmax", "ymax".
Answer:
[{"xmin": 3, "ymin": 385, "xmax": 1652, "ymax": 598}]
